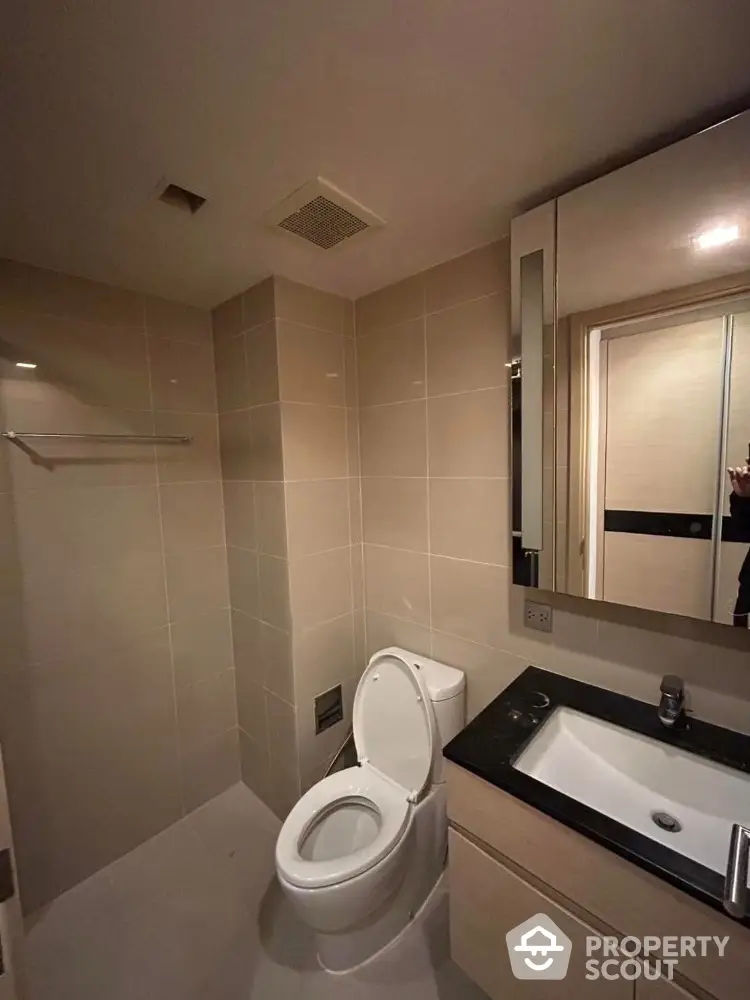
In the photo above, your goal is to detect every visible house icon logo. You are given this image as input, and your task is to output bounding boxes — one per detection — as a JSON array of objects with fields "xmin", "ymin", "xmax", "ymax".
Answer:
[{"xmin": 505, "ymin": 913, "xmax": 573, "ymax": 980}]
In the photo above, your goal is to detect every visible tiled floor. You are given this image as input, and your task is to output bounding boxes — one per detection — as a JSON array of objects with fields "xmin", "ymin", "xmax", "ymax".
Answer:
[{"xmin": 24, "ymin": 783, "xmax": 487, "ymax": 1000}]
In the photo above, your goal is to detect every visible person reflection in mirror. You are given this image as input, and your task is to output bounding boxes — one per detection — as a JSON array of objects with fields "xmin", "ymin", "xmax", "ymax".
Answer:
[{"xmin": 728, "ymin": 463, "xmax": 750, "ymax": 627}]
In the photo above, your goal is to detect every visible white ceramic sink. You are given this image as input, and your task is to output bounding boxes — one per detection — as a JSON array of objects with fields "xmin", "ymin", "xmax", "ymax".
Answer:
[{"xmin": 514, "ymin": 706, "xmax": 750, "ymax": 880}]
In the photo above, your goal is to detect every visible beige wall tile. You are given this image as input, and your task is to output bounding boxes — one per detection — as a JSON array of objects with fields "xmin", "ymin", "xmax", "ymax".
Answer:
[
  {"xmin": 154, "ymin": 411, "xmax": 221, "ymax": 483},
  {"xmin": 268, "ymin": 756, "xmax": 301, "ymax": 820},
  {"xmin": 260, "ymin": 622, "xmax": 294, "ymax": 703},
  {"xmin": 255, "ymin": 481, "xmax": 287, "ymax": 557},
  {"xmin": 145, "ymin": 297, "xmax": 211, "ymax": 344},
  {"xmin": 365, "ymin": 609, "xmax": 433, "ymax": 660},
  {"xmin": 0, "ymin": 308, "xmax": 151, "ymax": 411},
  {"xmin": 292, "ymin": 613, "xmax": 356, "ymax": 702},
  {"xmin": 430, "ymin": 630, "xmax": 525, "ymax": 720},
  {"xmin": 171, "ymin": 608, "xmax": 234, "ymax": 690},
  {"xmin": 226, "ymin": 545, "xmax": 260, "ymax": 617},
  {"xmin": 245, "ymin": 322, "xmax": 279, "ymax": 405},
  {"xmin": 265, "ymin": 691, "xmax": 298, "ymax": 770},
  {"xmin": 425, "ymin": 240, "xmax": 508, "ymax": 314},
  {"xmin": 231, "ymin": 608, "xmax": 263, "ymax": 686},
  {"xmin": 282, "ymin": 403, "xmax": 347, "ymax": 481},
  {"xmin": 357, "ymin": 319, "xmax": 426, "ymax": 406},
  {"xmin": 364, "ymin": 544, "xmax": 429, "ymax": 625},
  {"xmin": 343, "ymin": 338, "xmax": 358, "ymax": 407},
  {"xmin": 286, "ymin": 479, "xmax": 350, "ymax": 556},
  {"xmin": 241, "ymin": 277, "xmax": 275, "ymax": 331},
  {"xmin": 350, "ymin": 543, "xmax": 364, "ymax": 611},
  {"xmin": 148, "ymin": 337, "xmax": 217, "ymax": 413},
  {"xmin": 14, "ymin": 484, "xmax": 161, "ymax": 575},
  {"xmin": 214, "ymin": 333, "xmax": 248, "ymax": 412},
  {"xmin": 165, "ymin": 545, "xmax": 229, "ymax": 623},
  {"xmin": 159, "ymin": 481, "xmax": 225, "ymax": 551},
  {"xmin": 23, "ymin": 552, "xmax": 169, "ymax": 665},
  {"xmin": 250, "ymin": 403, "xmax": 284, "ymax": 481},
  {"xmin": 343, "ymin": 298, "xmax": 355, "ymax": 338},
  {"xmin": 349, "ymin": 479, "xmax": 362, "ymax": 544},
  {"xmin": 277, "ymin": 320, "xmax": 345, "ymax": 405},
  {"xmin": 429, "ymin": 478, "xmax": 509, "ymax": 565},
  {"xmin": 426, "ymin": 293, "xmax": 507, "ymax": 395},
  {"xmin": 346, "ymin": 407, "xmax": 360, "ymax": 478},
  {"xmin": 428, "ymin": 388, "xmax": 507, "ymax": 477},
  {"xmin": 356, "ymin": 273, "xmax": 425, "ymax": 335},
  {"xmin": 180, "ymin": 728, "xmax": 239, "ymax": 812},
  {"xmin": 235, "ymin": 673, "xmax": 268, "ymax": 745},
  {"xmin": 353, "ymin": 608, "xmax": 366, "ymax": 674},
  {"xmin": 223, "ymin": 480, "xmax": 256, "ymax": 551},
  {"xmin": 3, "ymin": 628, "xmax": 181, "ymax": 906},
  {"xmin": 274, "ymin": 276, "xmax": 348, "ymax": 335},
  {"xmin": 430, "ymin": 555, "xmax": 506, "ymax": 647},
  {"xmin": 289, "ymin": 547, "xmax": 352, "ymax": 630},
  {"xmin": 238, "ymin": 729, "xmax": 271, "ymax": 806},
  {"xmin": 218, "ymin": 409, "xmax": 253, "ymax": 480},
  {"xmin": 0, "ymin": 259, "xmax": 145, "ymax": 333},
  {"xmin": 258, "ymin": 554, "xmax": 291, "ymax": 630},
  {"xmin": 362, "ymin": 476, "xmax": 428, "ymax": 551},
  {"xmin": 360, "ymin": 400, "xmax": 427, "ymax": 477},
  {"xmin": 177, "ymin": 669, "xmax": 237, "ymax": 751},
  {"xmin": 212, "ymin": 293, "xmax": 242, "ymax": 342}
]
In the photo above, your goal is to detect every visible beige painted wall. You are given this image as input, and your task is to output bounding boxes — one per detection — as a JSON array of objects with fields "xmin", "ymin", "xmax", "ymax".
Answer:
[
  {"xmin": 213, "ymin": 277, "xmax": 361, "ymax": 819},
  {"xmin": 0, "ymin": 260, "xmax": 237, "ymax": 912},
  {"xmin": 354, "ymin": 241, "xmax": 750, "ymax": 733}
]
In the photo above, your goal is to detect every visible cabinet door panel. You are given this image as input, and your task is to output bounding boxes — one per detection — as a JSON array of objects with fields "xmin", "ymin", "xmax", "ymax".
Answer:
[{"xmin": 449, "ymin": 829, "xmax": 632, "ymax": 1000}]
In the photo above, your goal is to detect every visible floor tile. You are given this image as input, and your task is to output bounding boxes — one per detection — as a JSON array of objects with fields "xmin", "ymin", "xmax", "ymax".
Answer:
[{"xmin": 25, "ymin": 783, "xmax": 485, "ymax": 1000}]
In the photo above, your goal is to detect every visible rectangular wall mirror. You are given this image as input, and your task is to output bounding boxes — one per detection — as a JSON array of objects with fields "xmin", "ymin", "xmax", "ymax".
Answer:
[{"xmin": 513, "ymin": 108, "xmax": 750, "ymax": 629}]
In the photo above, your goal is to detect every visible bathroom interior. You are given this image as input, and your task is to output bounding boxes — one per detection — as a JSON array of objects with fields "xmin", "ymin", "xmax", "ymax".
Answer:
[{"xmin": 2, "ymin": 2, "xmax": 750, "ymax": 999}]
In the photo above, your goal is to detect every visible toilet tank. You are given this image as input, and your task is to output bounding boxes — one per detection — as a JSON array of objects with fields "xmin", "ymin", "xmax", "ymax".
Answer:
[{"xmin": 374, "ymin": 647, "xmax": 465, "ymax": 784}]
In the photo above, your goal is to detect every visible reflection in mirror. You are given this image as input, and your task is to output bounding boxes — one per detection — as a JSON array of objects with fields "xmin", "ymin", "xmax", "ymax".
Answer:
[{"xmin": 552, "ymin": 109, "xmax": 750, "ymax": 626}]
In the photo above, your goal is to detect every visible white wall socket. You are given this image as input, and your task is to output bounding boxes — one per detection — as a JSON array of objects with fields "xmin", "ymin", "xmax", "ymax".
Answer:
[{"xmin": 525, "ymin": 599, "xmax": 552, "ymax": 633}]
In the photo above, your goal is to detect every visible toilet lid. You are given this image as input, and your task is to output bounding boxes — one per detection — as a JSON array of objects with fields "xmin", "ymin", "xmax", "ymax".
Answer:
[{"xmin": 353, "ymin": 652, "xmax": 436, "ymax": 800}]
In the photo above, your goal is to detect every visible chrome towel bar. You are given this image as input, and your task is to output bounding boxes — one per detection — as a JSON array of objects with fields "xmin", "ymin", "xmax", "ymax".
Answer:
[{"xmin": 2, "ymin": 430, "xmax": 191, "ymax": 444}]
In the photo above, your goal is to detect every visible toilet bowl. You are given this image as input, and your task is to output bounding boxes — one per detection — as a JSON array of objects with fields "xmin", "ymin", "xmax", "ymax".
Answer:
[{"xmin": 275, "ymin": 646, "xmax": 465, "ymax": 972}]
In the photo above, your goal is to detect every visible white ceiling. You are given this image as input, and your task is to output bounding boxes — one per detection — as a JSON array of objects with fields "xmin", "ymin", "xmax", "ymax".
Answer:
[{"xmin": 2, "ymin": 0, "xmax": 750, "ymax": 308}]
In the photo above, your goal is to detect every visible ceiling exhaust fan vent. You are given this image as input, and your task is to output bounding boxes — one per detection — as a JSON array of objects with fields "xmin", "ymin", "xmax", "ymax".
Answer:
[
  {"xmin": 263, "ymin": 178, "xmax": 384, "ymax": 250},
  {"xmin": 158, "ymin": 183, "xmax": 206, "ymax": 215}
]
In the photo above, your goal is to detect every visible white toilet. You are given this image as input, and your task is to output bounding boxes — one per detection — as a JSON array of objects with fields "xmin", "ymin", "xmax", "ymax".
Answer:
[{"xmin": 275, "ymin": 646, "xmax": 466, "ymax": 972}]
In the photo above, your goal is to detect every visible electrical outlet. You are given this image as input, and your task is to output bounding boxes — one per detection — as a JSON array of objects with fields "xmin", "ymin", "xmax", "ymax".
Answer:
[{"xmin": 525, "ymin": 599, "xmax": 552, "ymax": 633}]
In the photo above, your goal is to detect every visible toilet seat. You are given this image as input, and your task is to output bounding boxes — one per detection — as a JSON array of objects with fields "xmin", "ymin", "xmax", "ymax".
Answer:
[{"xmin": 276, "ymin": 764, "xmax": 410, "ymax": 889}]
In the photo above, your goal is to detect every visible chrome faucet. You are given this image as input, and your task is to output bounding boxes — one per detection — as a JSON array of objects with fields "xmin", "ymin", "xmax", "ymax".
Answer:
[
  {"xmin": 724, "ymin": 824, "xmax": 750, "ymax": 918},
  {"xmin": 658, "ymin": 675, "xmax": 685, "ymax": 728}
]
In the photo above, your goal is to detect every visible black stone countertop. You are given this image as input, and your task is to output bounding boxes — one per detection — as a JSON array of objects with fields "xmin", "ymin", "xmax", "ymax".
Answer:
[{"xmin": 443, "ymin": 665, "xmax": 750, "ymax": 926}]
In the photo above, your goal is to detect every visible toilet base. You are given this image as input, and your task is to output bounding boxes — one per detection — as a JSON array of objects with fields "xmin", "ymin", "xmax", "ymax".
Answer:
[{"xmin": 314, "ymin": 785, "xmax": 446, "ymax": 973}]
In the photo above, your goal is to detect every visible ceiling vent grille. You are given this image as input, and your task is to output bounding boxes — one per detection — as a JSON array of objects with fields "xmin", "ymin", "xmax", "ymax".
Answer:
[
  {"xmin": 263, "ymin": 178, "xmax": 384, "ymax": 250},
  {"xmin": 158, "ymin": 183, "xmax": 206, "ymax": 215}
]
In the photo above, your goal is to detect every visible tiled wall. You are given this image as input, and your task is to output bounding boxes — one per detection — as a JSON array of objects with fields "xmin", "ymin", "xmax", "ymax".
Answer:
[
  {"xmin": 355, "ymin": 242, "xmax": 750, "ymax": 733},
  {"xmin": 0, "ymin": 260, "xmax": 237, "ymax": 912},
  {"xmin": 213, "ymin": 276, "xmax": 361, "ymax": 819}
]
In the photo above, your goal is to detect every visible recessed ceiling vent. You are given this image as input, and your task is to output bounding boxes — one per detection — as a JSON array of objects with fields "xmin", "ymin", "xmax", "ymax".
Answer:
[
  {"xmin": 263, "ymin": 177, "xmax": 385, "ymax": 250},
  {"xmin": 158, "ymin": 183, "xmax": 206, "ymax": 215}
]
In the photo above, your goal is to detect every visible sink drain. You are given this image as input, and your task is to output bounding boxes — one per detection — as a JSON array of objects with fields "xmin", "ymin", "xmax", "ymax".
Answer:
[{"xmin": 651, "ymin": 811, "xmax": 682, "ymax": 833}]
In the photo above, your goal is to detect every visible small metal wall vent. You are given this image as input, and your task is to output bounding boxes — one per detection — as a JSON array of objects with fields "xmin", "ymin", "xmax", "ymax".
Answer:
[
  {"xmin": 158, "ymin": 183, "xmax": 206, "ymax": 215},
  {"xmin": 263, "ymin": 177, "xmax": 384, "ymax": 250},
  {"xmin": 315, "ymin": 684, "xmax": 343, "ymax": 735}
]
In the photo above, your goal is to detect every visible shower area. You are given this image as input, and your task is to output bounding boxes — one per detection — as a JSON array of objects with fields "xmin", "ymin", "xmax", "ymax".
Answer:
[{"xmin": 0, "ymin": 258, "xmax": 365, "ymax": 993}]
